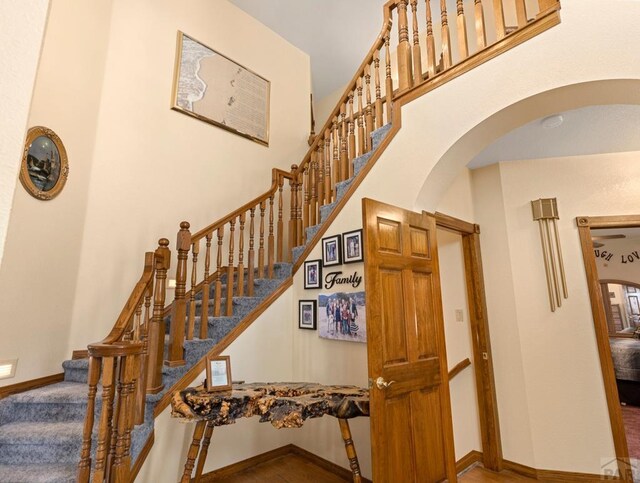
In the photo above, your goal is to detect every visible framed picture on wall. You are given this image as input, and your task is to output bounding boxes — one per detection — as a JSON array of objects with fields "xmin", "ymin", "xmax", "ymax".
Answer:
[
  {"xmin": 298, "ymin": 300, "xmax": 317, "ymax": 330},
  {"xmin": 205, "ymin": 355, "xmax": 232, "ymax": 392},
  {"xmin": 342, "ymin": 229, "xmax": 363, "ymax": 264},
  {"xmin": 322, "ymin": 235, "xmax": 342, "ymax": 267},
  {"xmin": 304, "ymin": 260, "xmax": 322, "ymax": 289}
]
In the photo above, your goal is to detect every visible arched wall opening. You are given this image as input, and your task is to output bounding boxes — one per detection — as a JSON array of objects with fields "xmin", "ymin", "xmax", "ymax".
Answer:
[{"xmin": 416, "ymin": 79, "xmax": 640, "ymax": 473}]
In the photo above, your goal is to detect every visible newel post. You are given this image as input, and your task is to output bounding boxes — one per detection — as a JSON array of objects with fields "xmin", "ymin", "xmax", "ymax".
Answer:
[
  {"xmin": 147, "ymin": 238, "xmax": 170, "ymax": 393},
  {"xmin": 166, "ymin": 222, "xmax": 190, "ymax": 367}
]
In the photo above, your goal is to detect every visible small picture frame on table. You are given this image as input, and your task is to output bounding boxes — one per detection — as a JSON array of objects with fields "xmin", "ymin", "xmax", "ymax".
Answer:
[
  {"xmin": 322, "ymin": 235, "xmax": 342, "ymax": 267},
  {"xmin": 304, "ymin": 259, "xmax": 322, "ymax": 289},
  {"xmin": 342, "ymin": 229, "xmax": 363, "ymax": 264},
  {"xmin": 299, "ymin": 300, "xmax": 317, "ymax": 330},
  {"xmin": 205, "ymin": 355, "xmax": 232, "ymax": 392}
]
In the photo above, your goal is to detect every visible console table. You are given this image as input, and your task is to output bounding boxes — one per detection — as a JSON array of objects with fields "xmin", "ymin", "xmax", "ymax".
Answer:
[{"xmin": 171, "ymin": 382, "xmax": 370, "ymax": 482}]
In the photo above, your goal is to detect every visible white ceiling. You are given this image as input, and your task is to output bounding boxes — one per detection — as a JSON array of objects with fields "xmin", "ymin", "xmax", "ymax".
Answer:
[
  {"xmin": 468, "ymin": 105, "xmax": 640, "ymax": 169},
  {"xmin": 228, "ymin": 0, "xmax": 387, "ymax": 100}
]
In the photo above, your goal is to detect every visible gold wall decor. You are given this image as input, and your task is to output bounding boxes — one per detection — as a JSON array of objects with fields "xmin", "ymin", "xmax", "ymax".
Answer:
[
  {"xmin": 532, "ymin": 198, "xmax": 568, "ymax": 311},
  {"xmin": 20, "ymin": 126, "xmax": 69, "ymax": 200}
]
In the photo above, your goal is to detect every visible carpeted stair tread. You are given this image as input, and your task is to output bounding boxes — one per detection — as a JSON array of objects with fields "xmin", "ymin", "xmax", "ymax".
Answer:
[
  {"xmin": 0, "ymin": 463, "xmax": 76, "ymax": 483},
  {"xmin": 0, "ymin": 420, "xmax": 83, "ymax": 445},
  {"xmin": 6, "ymin": 381, "xmax": 88, "ymax": 404}
]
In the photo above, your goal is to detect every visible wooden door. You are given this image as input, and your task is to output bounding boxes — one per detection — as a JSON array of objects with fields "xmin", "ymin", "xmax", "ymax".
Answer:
[{"xmin": 362, "ymin": 198, "xmax": 457, "ymax": 482}]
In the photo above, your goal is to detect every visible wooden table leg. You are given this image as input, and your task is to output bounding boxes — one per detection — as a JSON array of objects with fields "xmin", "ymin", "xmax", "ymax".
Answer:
[
  {"xmin": 338, "ymin": 418, "xmax": 362, "ymax": 483},
  {"xmin": 194, "ymin": 422, "xmax": 215, "ymax": 482},
  {"xmin": 181, "ymin": 421, "xmax": 206, "ymax": 483}
]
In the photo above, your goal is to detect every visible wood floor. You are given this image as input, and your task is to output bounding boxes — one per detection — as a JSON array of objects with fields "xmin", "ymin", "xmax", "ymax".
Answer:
[{"xmin": 210, "ymin": 454, "xmax": 535, "ymax": 482}]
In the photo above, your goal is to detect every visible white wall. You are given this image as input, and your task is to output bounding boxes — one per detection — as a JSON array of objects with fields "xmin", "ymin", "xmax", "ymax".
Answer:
[
  {"xmin": 473, "ymin": 151, "xmax": 640, "ymax": 472},
  {"xmin": 138, "ymin": 289, "xmax": 295, "ymax": 481},
  {"xmin": 0, "ymin": 0, "xmax": 113, "ymax": 385},
  {"xmin": 0, "ymin": 0, "xmax": 49, "ymax": 269},
  {"xmin": 66, "ymin": 0, "xmax": 311, "ymax": 354}
]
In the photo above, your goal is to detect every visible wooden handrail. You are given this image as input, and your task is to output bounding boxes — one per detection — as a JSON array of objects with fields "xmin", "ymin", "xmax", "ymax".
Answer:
[
  {"xmin": 191, "ymin": 168, "xmax": 293, "ymax": 242},
  {"xmin": 448, "ymin": 358, "xmax": 472, "ymax": 380},
  {"xmin": 99, "ymin": 253, "xmax": 155, "ymax": 345}
]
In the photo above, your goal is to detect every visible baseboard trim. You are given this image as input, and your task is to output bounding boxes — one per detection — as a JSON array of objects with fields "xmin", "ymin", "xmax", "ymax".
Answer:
[
  {"xmin": 130, "ymin": 430, "xmax": 154, "ymax": 481},
  {"xmin": 0, "ymin": 373, "xmax": 64, "ymax": 400},
  {"xmin": 503, "ymin": 458, "xmax": 616, "ymax": 482},
  {"xmin": 196, "ymin": 443, "xmax": 372, "ymax": 482},
  {"xmin": 456, "ymin": 450, "xmax": 483, "ymax": 474}
]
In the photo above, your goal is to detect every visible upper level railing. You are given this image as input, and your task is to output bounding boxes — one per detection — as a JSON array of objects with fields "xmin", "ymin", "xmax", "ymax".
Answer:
[{"xmin": 79, "ymin": 0, "xmax": 560, "ymax": 479}]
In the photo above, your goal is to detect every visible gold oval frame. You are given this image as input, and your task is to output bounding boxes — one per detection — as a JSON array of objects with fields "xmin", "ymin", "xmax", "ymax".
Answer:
[{"xmin": 20, "ymin": 126, "xmax": 69, "ymax": 201}]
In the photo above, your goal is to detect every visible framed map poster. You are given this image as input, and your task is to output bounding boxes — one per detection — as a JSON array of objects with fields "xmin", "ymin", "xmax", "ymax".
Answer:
[{"xmin": 171, "ymin": 31, "xmax": 270, "ymax": 146}]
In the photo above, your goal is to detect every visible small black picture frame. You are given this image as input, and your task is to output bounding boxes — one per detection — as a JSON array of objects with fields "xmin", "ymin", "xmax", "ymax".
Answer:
[
  {"xmin": 342, "ymin": 229, "xmax": 364, "ymax": 264},
  {"xmin": 299, "ymin": 300, "xmax": 317, "ymax": 330},
  {"xmin": 304, "ymin": 259, "xmax": 322, "ymax": 289},
  {"xmin": 322, "ymin": 234, "xmax": 342, "ymax": 267}
]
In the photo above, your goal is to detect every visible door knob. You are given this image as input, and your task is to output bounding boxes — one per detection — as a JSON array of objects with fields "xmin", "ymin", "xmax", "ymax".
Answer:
[{"xmin": 375, "ymin": 377, "xmax": 396, "ymax": 390}]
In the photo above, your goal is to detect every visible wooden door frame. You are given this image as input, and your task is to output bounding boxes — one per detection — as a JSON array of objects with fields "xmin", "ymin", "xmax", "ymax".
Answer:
[
  {"xmin": 576, "ymin": 215, "xmax": 636, "ymax": 480},
  {"xmin": 434, "ymin": 212, "xmax": 503, "ymax": 472}
]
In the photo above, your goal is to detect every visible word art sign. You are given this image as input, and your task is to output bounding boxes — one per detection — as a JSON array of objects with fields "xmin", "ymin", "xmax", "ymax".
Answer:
[{"xmin": 324, "ymin": 271, "xmax": 362, "ymax": 290}]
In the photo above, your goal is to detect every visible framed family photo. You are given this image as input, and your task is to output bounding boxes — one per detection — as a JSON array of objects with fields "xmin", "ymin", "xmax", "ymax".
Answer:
[
  {"xmin": 342, "ymin": 229, "xmax": 363, "ymax": 263},
  {"xmin": 205, "ymin": 355, "xmax": 232, "ymax": 392},
  {"xmin": 304, "ymin": 259, "xmax": 322, "ymax": 289},
  {"xmin": 298, "ymin": 300, "xmax": 317, "ymax": 330},
  {"xmin": 322, "ymin": 235, "xmax": 342, "ymax": 267}
]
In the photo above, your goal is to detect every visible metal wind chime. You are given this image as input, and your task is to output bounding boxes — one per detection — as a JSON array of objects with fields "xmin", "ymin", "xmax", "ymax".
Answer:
[{"xmin": 531, "ymin": 198, "xmax": 568, "ymax": 312}]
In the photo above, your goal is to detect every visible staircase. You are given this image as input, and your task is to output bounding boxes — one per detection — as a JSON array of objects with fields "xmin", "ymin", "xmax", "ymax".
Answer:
[{"xmin": 0, "ymin": 0, "xmax": 561, "ymax": 481}]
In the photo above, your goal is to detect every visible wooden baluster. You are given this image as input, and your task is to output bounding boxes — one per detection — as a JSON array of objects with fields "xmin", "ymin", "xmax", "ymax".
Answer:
[
  {"xmin": 259, "ymin": 201, "xmax": 266, "ymax": 275},
  {"xmin": 440, "ymin": 0, "xmax": 453, "ymax": 69},
  {"xmin": 310, "ymin": 158, "xmax": 318, "ymax": 226},
  {"xmin": 384, "ymin": 27, "xmax": 394, "ymax": 123},
  {"xmin": 187, "ymin": 241, "xmax": 199, "ymax": 340},
  {"xmin": 340, "ymin": 105, "xmax": 349, "ymax": 181},
  {"xmin": 112, "ymin": 350, "xmax": 139, "ymax": 482},
  {"xmin": 199, "ymin": 234, "xmax": 212, "ymax": 340},
  {"xmin": 316, "ymin": 146, "xmax": 325, "ymax": 207},
  {"xmin": 324, "ymin": 131, "xmax": 332, "ymax": 203},
  {"xmin": 364, "ymin": 65, "xmax": 374, "ymax": 153},
  {"xmin": 356, "ymin": 78, "xmax": 365, "ymax": 156},
  {"xmin": 135, "ymin": 252, "xmax": 153, "ymax": 424},
  {"xmin": 268, "ymin": 194, "xmax": 275, "ymax": 278},
  {"xmin": 493, "ymin": 0, "xmax": 506, "ymax": 40},
  {"xmin": 133, "ymin": 301, "xmax": 142, "ymax": 342},
  {"xmin": 373, "ymin": 53, "xmax": 383, "ymax": 130},
  {"xmin": 77, "ymin": 356, "xmax": 101, "ymax": 482},
  {"xmin": 92, "ymin": 356, "xmax": 116, "ymax": 482},
  {"xmin": 214, "ymin": 227, "xmax": 224, "ymax": 317},
  {"xmin": 410, "ymin": 0, "xmax": 423, "ymax": 83},
  {"xmin": 425, "ymin": 0, "xmax": 437, "ymax": 76},
  {"xmin": 515, "ymin": 0, "xmax": 528, "ymax": 27},
  {"xmin": 277, "ymin": 177, "xmax": 284, "ymax": 261},
  {"xmin": 288, "ymin": 168, "xmax": 297, "ymax": 253},
  {"xmin": 397, "ymin": 0, "xmax": 414, "ymax": 90},
  {"xmin": 166, "ymin": 221, "xmax": 190, "ymax": 366},
  {"xmin": 302, "ymin": 165, "xmax": 310, "ymax": 234},
  {"xmin": 226, "ymin": 218, "xmax": 236, "ymax": 317},
  {"xmin": 237, "ymin": 213, "xmax": 245, "ymax": 297},
  {"xmin": 332, "ymin": 117, "xmax": 340, "ymax": 184},
  {"xmin": 457, "ymin": 0, "xmax": 469, "ymax": 59},
  {"xmin": 248, "ymin": 208, "xmax": 256, "ymax": 296},
  {"xmin": 147, "ymin": 239, "xmax": 169, "ymax": 393},
  {"xmin": 348, "ymin": 93, "xmax": 356, "ymax": 178},
  {"xmin": 475, "ymin": 0, "xmax": 487, "ymax": 49}
]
